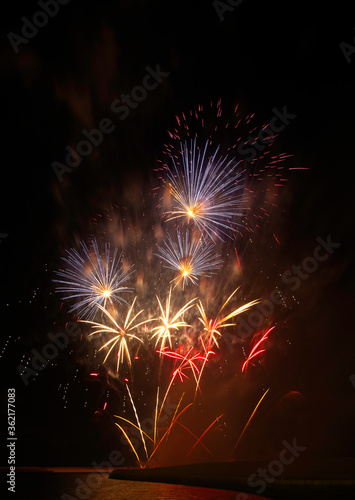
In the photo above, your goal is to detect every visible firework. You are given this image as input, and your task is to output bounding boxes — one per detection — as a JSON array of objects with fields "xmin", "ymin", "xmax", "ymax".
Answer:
[
  {"xmin": 115, "ymin": 392, "xmax": 193, "ymax": 467},
  {"xmin": 52, "ymin": 100, "xmax": 300, "ymax": 466},
  {"xmin": 154, "ymin": 229, "xmax": 223, "ymax": 288},
  {"xmin": 156, "ymin": 346, "xmax": 213, "ymax": 423},
  {"xmin": 125, "ymin": 383, "xmax": 149, "ymax": 459},
  {"xmin": 186, "ymin": 414, "xmax": 224, "ymax": 458},
  {"xmin": 231, "ymin": 388, "xmax": 270, "ymax": 454},
  {"xmin": 197, "ymin": 288, "xmax": 261, "ymax": 350},
  {"xmin": 150, "ymin": 288, "xmax": 196, "ymax": 350},
  {"xmin": 158, "ymin": 346, "xmax": 209, "ymax": 383},
  {"xmin": 163, "ymin": 138, "xmax": 245, "ymax": 241},
  {"xmin": 54, "ymin": 239, "xmax": 134, "ymax": 319},
  {"xmin": 114, "ymin": 422, "xmax": 143, "ymax": 467},
  {"xmin": 79, "ymin": 299, "xmax": 148, "ymax": 372},
  {"xmin": 195, "ymin": 289, "xmax": 260, "ymax": 394},
  {"xmin": 145, "ymin": 396, "xmax": 193, "ymax": 467},
  {"xmin": 241, "ymin": 326, "xmax": 275, "ymax": 372},
  {"xmin": 162, "ymin": 101, "xmax": 294, "ymax": 234},
  {"xmin": 175, "ymin": 422, "xmax": 214, "ymax": 458}
]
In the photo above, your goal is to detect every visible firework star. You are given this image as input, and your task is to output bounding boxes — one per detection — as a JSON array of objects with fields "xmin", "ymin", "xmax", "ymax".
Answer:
[
  {"xmin": 53, "ymin": 239, "xmax": 134, "ymax": 319},
  {"xmin": 154, "ymin": 229, "xmax": 223, "ymax": 287},
  {"xmin": 164, "ymin": 139, "xmax": 245, "ymax": 240}
]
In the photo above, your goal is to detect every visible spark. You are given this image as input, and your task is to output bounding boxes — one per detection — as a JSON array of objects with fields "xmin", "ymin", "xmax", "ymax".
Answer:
[
  {"xmin": 155, "ymin": 229, "xmax": 223, "ymax": 287},
  {"xmin": 234, "ymin": 247, "xmax": 243, "ymax": 276},
  {"xmin": 186, "ymin": 414, "xmax": 224, "ymax": 457},
  {"xmin": 115, "ymin": 422, "xmax": 142, "ymax": 467},
  {"xmin": 193, "ymin": 336, "xmax": 215, "ymax": 398},
  {"xmin": 231, "ymin": 388, "xmax": 270, "ymax": 454},
  {"xmin": 273, "ymin": 233, "xmax": 280, "ymax": 245},
  {"xmin": 242, "ymin": 326, "xmax": 275, "ymax": 372},
  {"xmin": 158, "ymin": 346, "xmax": 209, "ymax": 383},
  {"xmin": 145, "ymin": 397, "xmax": 193, "ymax": 468},
  {"xmin": 126, "ymin": 383, "xmax": 149, "ymax": 459},
  {"xmin": 157, "ymin": 347, "xmax": 213, "ymax": 421},
  {"xmin": 79, "ymin": 299, "xmax": 149, "ymax": 372},
  {"xmin": 195, "ymin": 289, "xmax": 260, "ymax": 396},
  {"xmin": 115, "ymin": 393, "xmax": 193, "ymax": 468},
  {"xmin": 163, "ymin": 139, "xmax": 245, "ymax": 241},
  {"xmin": 54, "ymin": 239, "xmax": 134, "ymax": 320},
  {"xmin": 114, "ymin": 415, "xmax": 154, "ymax": 445},
  {"xmin": 197, "ymin": 288, "xmax": 261, "ymax": 350},
  {"xmin": 176, "ymin": 422, "xmax": 214, "ymax": 458},
  {"xmin": 154, "ymin": 386, "xmax": 159, "ymax": 444},
  {"xmin": 150, "ymin": 288, "xmax": 196, "ymax": 350}
]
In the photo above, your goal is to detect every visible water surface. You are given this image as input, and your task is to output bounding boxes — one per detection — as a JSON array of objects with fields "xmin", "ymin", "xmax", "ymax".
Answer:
[{"xmin": 8, "ymin": 472, "xmax": 266, "ymax": 500}]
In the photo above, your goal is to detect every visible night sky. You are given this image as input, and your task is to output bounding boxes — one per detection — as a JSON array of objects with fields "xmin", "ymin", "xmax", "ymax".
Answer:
[{"xmin": 1, "ymin": 0, "xmax": 355, "ymax": 467}]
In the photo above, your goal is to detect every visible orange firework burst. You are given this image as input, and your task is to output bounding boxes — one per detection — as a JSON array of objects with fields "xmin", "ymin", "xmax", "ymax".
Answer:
[
  {"xmin": 150, "ymin": 288, "xmax": 196, "ymax": 350},
  {"xmin": 79, "ymin": 299, "xmax": 150, "ymax": 372},
  {"xmin": 154, "ymin": 229, "xmax": 223, "ymax": 288},
  {"xmin": 197, "ymin": 288, "xmax": 260, "ymax": 349}
]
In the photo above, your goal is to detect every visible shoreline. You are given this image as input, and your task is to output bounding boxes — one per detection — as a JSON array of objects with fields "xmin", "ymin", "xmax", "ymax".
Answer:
[
  {"xmin": 1, "ymin": 459, "xmax": 354, "ymax": 499},
  {"xmin": 109, "ymin": 459, "xmax": 355, "ymax": 499}
]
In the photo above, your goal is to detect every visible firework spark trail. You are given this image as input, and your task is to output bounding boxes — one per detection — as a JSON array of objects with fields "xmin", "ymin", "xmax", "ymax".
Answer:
[
  {"xmin": 54, "ymin": 239, "xmax": 134, "ymax": 319},
  {"xmin": 157, "ymin": 347, "xmax": 212, "ymax": 421},
  {"xmin": 115, "ymin": 422, "xmax": 142, "ymax": 467},
  {"xmin": 241, "ymin": 326, "xmax": 276, "ymax": 372},
  {"xmin": 154, "ymin": 229, "xmax": 223, "ymax": 288},
  {"xmin": 163, "ymin": 139, "xmax": 245, "ymax": 241},
  {"xmin": 145, "ymin": 397, "xmax": 193, "ymax": 468},
  {"xmin": 194, "ymin": 289, "xmax": 260, "ymax": 396},
  {"xmin": 186, "ymin": 414, "xmax": 224, "ymax": 458},
  {"xmin": 197, "ymin": 288, "xmax": 261, "ymax": 350},
  {"xmin": 79, "ymin": 299, "xmax": 151, "ymax": 372},
  {"xmin": 150, "ymin": 288, "xmax": 196, "ymax": 350},
  {"xmin": 163, "ymin": 392, "xmax": 185, "ymax": 445},
  {"xmin": 231, "ymin": 388, "xmax": 270, "ymax": 454},
  {"xmin": 194, "ymin": 336, "xmax": 215, "ymax": 400},
  {"xmin": 234, "ymin": 247, "xmax": 243, "ymax": 276},
  {"xmin": 114, "ymin": 415, "xmax": 154, "ymax": 444},
  {"xmin": 126, "ymin": 383, "xmax": 149, "ymax": 460},
  {"xmin": 154, "ymin": 386, "xmax": 159, "ymax": 445},
  {"xmin": 176, "ymin": 422, "xmax": 214, "ymax": 458}
]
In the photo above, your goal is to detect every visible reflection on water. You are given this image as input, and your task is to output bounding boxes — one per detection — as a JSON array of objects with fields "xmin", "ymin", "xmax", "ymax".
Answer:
[{"xmin": 7, "ymin": 473, "xmax": 268, "ymax": 500}]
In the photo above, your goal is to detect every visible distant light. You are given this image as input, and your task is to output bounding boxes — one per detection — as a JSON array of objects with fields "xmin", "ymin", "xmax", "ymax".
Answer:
[{"xmin": 90, "ymin": 373, "xmax": 99, "ymax": 377}]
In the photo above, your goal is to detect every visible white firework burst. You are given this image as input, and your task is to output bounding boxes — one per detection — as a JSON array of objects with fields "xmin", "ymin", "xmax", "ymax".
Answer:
[
  {"xmin": 163, "ymin": 138, "xmax": 245, "ymax": 240},
  {"xmin": 155, "ymin": 229, "xmax": 223, "ymax": 287},
  {"xmin": 53, "ymin": 239, "xmax": 134, "ymax": 319}
]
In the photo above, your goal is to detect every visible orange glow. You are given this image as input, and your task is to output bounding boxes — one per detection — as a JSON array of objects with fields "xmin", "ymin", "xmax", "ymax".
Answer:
[{"xmin": 180, "ymin": 262, "xmax": 192, "ymax": 277}]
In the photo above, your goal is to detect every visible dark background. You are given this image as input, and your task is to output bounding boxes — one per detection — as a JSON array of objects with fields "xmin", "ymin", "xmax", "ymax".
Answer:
[{"xmin": 1, "ymin": 0, "xmax": 355, "ymax": 466}]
